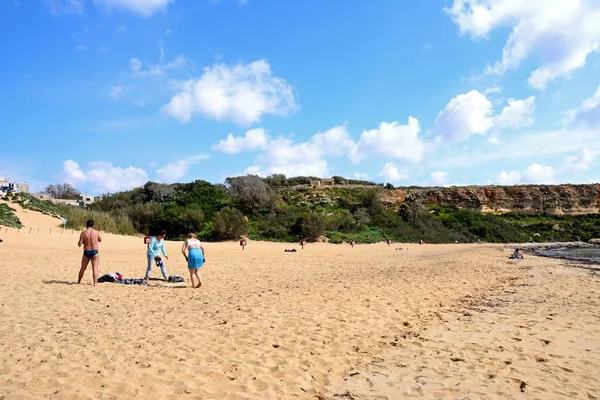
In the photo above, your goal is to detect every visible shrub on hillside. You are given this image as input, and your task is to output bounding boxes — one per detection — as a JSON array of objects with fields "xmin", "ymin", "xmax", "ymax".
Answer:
[
  {"xmin": 214, "ymin": 207, "xmax": 248, "ymax": 240},
  {"xmin": 301, "ymin": 213, "xmax": 326, "ymax": 241}
]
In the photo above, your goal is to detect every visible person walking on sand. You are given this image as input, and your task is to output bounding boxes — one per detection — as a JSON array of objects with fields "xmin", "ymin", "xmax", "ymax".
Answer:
[
  {"xmin": 181, "ymin": 233, "xmax": 206, "ymax": 288},
  {"xmin": 145, "ymin": 230, "xmax": 169, "ymax": 282},
  {"xmin": 77, "ymin": 219, "xmax": 102, "ymax": 286}
]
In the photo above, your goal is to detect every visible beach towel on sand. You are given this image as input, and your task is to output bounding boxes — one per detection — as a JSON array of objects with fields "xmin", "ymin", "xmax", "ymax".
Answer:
[{"xmin": 115, "ymin": 278, "xmax": 147, "ymax": 285}]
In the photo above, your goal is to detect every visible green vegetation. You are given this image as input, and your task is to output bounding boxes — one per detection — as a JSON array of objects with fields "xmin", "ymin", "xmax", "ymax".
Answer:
[
  {"xmin": 4, "ymin": 175, "xmax": 600, "ymax": 243},
  {"xmin": 10, "ymin": 192, "xmax": 61, "ymax": 217},
  {"xmin": 0, "ymin": 203, "xmax": 23, "ymax": 228}
]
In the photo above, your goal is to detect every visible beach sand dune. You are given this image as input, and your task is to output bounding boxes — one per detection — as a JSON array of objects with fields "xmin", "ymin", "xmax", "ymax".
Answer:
[
  {"xmin": 0, "ymin": 224, "xmax": 598, "ymax": 399},
  {"xmin": 0, "ymin": 200, "xmax": 63, "ymax": 230}
]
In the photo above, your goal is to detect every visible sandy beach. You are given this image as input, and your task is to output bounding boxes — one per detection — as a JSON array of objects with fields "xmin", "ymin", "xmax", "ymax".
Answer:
[{"xmin": 0, "ymin": 207, "xmax": 598, "ymax": 399}]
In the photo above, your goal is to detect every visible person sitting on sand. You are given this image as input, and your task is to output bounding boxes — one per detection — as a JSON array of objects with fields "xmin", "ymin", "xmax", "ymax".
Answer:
[
  {"xmin": 145, "ymin": 230, "xmax": 169, "ymax": 282},
  {"xmin": 510, "ymin": 249, "xmax": 524, "ymax": 259},
  {"xmin": 77, "ymin": 219, "xmax": 102, "ymax": 287},
  {"xmin": 181, "ymin": 233, "xmax": 205, "ymax": 288}
]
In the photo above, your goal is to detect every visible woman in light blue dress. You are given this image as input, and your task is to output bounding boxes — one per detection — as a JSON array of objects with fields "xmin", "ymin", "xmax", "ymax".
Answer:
[{"xmin": 181, "ymin": 233, "xmax": 206, "ymax": 288}]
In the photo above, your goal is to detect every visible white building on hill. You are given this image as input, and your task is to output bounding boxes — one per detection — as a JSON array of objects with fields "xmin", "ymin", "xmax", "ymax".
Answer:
[{"xmin": 0, "ymin": 178, "xmax": 29, "ymax": 195}]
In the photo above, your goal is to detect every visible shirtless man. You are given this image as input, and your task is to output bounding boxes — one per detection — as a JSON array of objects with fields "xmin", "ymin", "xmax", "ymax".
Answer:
[{"xmin": 77, "ymin": 219, "xmax": 102, "ymax": 286}]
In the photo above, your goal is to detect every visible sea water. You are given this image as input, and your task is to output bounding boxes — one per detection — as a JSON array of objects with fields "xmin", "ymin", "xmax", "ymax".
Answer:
[{"xmin": 539, "ymin": 247, "xmax": 600, "ymax": 264}]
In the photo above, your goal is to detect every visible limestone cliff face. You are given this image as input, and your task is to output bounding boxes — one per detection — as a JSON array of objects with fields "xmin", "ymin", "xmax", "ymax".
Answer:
[{"xmin": 380, "ymin": 184, "xmax": 600, "ymax": 214}]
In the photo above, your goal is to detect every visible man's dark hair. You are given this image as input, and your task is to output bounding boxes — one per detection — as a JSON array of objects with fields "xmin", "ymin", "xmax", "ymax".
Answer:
[
  {"xmin": 160, "ymin": 230, "xmax": 167, "ymax": 237},
  {"xmin": 86, "ymin": 220, "xmax": 94, "ymax": 228}
]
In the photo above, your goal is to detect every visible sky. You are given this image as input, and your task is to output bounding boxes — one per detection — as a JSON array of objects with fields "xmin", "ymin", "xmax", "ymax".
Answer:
[{"xmin": 1, "ymin": 0, "xmax": 599, "ymax": 195}]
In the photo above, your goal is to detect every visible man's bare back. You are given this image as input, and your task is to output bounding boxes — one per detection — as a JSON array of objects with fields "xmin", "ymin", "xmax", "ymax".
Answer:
[{"xmin": 79, "ymin": 228, "xmax": 101, "ymax": 250}]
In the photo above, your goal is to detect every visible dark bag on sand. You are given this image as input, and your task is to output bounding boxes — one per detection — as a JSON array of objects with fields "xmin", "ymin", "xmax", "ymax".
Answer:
[{"xmin": 168, "ymin": 275, "xmax": 184, "ymax": 283}]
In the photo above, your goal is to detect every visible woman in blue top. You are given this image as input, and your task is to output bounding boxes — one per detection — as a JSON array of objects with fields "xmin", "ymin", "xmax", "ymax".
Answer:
[
  {"xmin": 181, "ymin": 232, "xmax": 205, "ymax": 288},
  {"xmin": 145, "ymin": 230, "xmax": 168, "ymax": 282}
]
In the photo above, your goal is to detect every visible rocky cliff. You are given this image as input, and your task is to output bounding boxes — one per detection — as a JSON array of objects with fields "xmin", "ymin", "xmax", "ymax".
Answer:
[{"xmin": 380, "ymin": 184, "xmax": 600, "ymax": 215}]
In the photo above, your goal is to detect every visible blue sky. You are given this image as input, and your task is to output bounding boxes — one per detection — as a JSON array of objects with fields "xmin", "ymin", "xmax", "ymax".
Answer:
[{"xmin": 1, "ymin": 0, "xmax": 599, "ymax": 195}]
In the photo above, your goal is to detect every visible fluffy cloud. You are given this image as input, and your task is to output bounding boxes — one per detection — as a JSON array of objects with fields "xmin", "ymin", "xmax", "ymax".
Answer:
[
  {"xmin": 430, "ymin": 91, "xmax": 536, "ymax": 144},
  {"xmin": 259, "ymin": 126, "xmax": 352, "ymax": 177},
  {"xmin": 562, "ymin": 149, "xmax": 598, "ymax": 172},
  {"xmin": 430, "ymin": 171, "xmax": 449, "ymax": 186},
  {"xmin": 60, "ymin": 160, "xmax": 148, "ymax": 193},
  {"xmin": 211, "ymin": 128, "xmax": 268, "ymax": 154},
  {"xmin": 430, "ymin": 90, "xmax": 494, "ymax": 143},
  {"xmin": 93, "ymin": 0, "xmax": 173, "ymax": 16},
  {"xmin": 351, "ymin": 118, "xmax": 424, "ymax": 163},
  {"xmin": 162, "ymin": 59, "xmax": 297, "ymax": 125},
  {"xmin": 496, "ymin": 163, "xmax": 556, "ymax": 185},
  {"xmin": 568, "ymin": 86, "xmax": 600, "ymax": 128},
  {"xmin": 446, "ymin": 0, "xmax": 600, "ymax": 89},
  {"xmin": 156, "ymin": 154, "xmax": 210, "ymax": 183},
  {"xmin": 494, "ymin": 96, "xmax": 535, "ymax": 128},
  {"xmin": 379, "ymin": 162, "xmax": 409, "ymax": 183},
  {"xmin": 211, "ymin": 125, "xmax": 352, "ymax": 177}
]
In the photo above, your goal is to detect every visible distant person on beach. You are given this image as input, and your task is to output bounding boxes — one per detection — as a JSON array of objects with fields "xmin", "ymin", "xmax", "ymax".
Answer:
[
  {"xmin": 77, "ymin": 219, "xmax": 102, "ymax": 286},
  {"xmin": 510, "ymin": 249, "xmax": 524, "ymax": 259},
  {"xmin": 181, "ymin": 233, "xmax": 205, "ymax": 288},
  {"xmin": 145, "ymin": 230, "xmax": 169, "ymax": 282}
]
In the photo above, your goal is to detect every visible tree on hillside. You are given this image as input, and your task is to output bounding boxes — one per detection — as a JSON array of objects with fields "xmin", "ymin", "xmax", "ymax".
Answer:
[
  {"xmin": 214, "ymin": 207, "xmax": 248, "ymax": 240},
  {"xmin": 264, "ymin": 174, "xmax": 287, "ymax": 187},
  {"xmin": 225, "ymin": 175, "xmax": 272, "ymax": 213},
  {"xmin": 301, "ymin": 213, "xmax": 326, "ymax": 241},
  {"xmin": 45, "ymin": 183, "xmax": 81, "ymax": 199}
]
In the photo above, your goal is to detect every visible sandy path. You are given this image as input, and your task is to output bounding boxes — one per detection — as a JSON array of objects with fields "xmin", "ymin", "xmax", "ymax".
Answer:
[{"xmin": 0, "ymin": 230, "xmax": 598, "ymax": 399}]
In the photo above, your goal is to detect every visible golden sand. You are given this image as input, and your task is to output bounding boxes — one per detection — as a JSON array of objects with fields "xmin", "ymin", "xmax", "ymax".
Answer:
[{"xmin": 0, "ymin": 205, "xmax": 598, "ymax": 399}]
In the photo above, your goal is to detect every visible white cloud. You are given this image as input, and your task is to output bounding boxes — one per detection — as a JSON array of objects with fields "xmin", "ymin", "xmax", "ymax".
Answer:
[
  {"xmin": 568, "ymin": 86, "xmax": 600, "ymax": 128},
  {"xmin": 75, "ymin": 44, "xmax": 87, "ymax": 52},
  {"xmin": 244, "ymin": 165, "xmax": 264, "ymax": 176},
  {"xmin": 484, "ymin": 85, "xmax": 502, "ymax": 95},
  {"xmin": 353, "ymin": 172, "xmax": 369, "ymax": 180},
  {"xmin": 379, "ymin": 162, "xmax": 409, "ymax": 183},
  {"xmin": 48, "ymin": 0, "xmax": 84, "ymax": 14},
  {"xmin": 430, "ymin": 171, "xmax": 449, "ymax": 186},
  {"xmin": 156, "ymin": 160, "xmax": 188, "ymax": 183},
  {"xmin": 109, "ymin": 85, "xmax": 126, "ymax": 99},
  {"xmin": 156, "ymin": 154, "xmax": 210, "ymax": 183},
  {"xmin": 496, "ymin": 170, "xmax": 522, "ymax": 185},
  {"xmin": 162, "ymin": 59, "xmax": 297, "ymax": 125},
  {"xmin": 259, "ymin": 126, "xmax": 352, "ymax": 177},
  {"xmin": 496, "ymin": 163, "xmax": 556, "ymax": 185},
  {"xmin": 93, "ymin": 0, "xmax": 173, "ymax": 16},
  {"xmin": 60, "ymin": 160, "xmax": 148, "ymax": 193},
  {"xmin": 61, "ymin": 160, "xmax": 86, "ymax": 184},
  {"xmin": 211, "ymin": 128, "xmax": 268, "ymax": 154},
  {"xmin": 494, "ymin": 96, "xmax": 535, "ymax": 128},
  {"xmin": 430, "ymin": 90, "xmax": 494, "ymax": 143},
  {"xmin": 437, "ymin": 127, "xmax": 600, "ymax": 169},
  {"xmin": 212, "ymin": 125, "xmax": 352, "ymax": 177},
  {"xmin": 129, "ymin": 57, "xmax": 142, "ymax": 73},
  {"xmin": 446, "ymin": 0, "xmax": 600, "ymax": 89},
  {"xmin": 562, "ymin": 149, "xmax": 598, "ymax": 172},
  {"xmin": 129, "ymin": 48, "xmax": 186, "ymax": 77},
  {"xmin": 430, "ymin": 91, "xmax": 536, "ymax": 144},
  {"xmin": 351, "ymin": 118, "xmax": 424, "ymax": 163}
]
